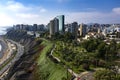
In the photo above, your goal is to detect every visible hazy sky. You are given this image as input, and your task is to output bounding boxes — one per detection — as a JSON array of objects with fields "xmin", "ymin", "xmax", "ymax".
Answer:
[{"xmin": 0, "ymin": 0, "xmax": 120, "ymax": 26}]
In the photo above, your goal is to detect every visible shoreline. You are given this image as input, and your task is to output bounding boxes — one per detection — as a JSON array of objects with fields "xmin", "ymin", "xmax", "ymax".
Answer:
[
  {"xmin": 0, "ymin": 39, "xmax": 9, "ymax": 65},
  {"xmin": 0, "ymin": 44, "xmax": 1, "ymax": 52},
  {"xmin": 0, "ymin": 39, "xmax": 21, "ymax": 80},
  {"xmin": 0, "ymin": 39, "xmax": 8, "ymax": 59},
  {"xmin": 0, "ymin": 40, "xmax": 16, "ymax": 65}
]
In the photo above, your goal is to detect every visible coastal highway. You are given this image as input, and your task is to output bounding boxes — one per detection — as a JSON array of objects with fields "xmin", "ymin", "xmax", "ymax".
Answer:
[{"xmin": 0, "ymin": 39, "xmax": 24, "ymax": 80}]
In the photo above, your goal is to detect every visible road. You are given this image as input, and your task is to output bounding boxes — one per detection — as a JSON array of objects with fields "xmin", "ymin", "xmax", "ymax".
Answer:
[{"xmin": 0, "ymin": 39, "xmax": 24, "ymax": 80}]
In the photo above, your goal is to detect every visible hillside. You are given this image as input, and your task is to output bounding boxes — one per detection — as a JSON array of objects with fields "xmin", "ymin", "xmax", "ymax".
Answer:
[{"xmin": 5, "ymin": 30, "xmax": 72, "ymax": 80}]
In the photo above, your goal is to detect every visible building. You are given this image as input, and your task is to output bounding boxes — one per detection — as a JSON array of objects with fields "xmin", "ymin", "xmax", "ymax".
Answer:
[
  {"xmin": 79, "ymin": 23, "xmax": 87, "ymax": 37},
  {"xmin": 65, "ymin": 24, "xmax": 71, "ymax": 33},
  {"xmin": 50, "ymin": 20, "xmax": 55, "ymax": 36},
  {"xmin": 13, "ymin": 24, "xmax": 20, "ymax": 30},
  {"xmin": 56, "ymin": 15, "xmax": 65, "ymax": 33},
  {"xmin": 13, "ymin": 24, "xmax": 29, "ymax": 30},
  {"xmin": 98, "ymin": 28, "xmax": 101, "ymax": 33},
  {"xmin": 54, "ymin": 18, "xmax": 59, "ymax": 33},
  {"xmin": 48, "ymin": 15, "xmax": 65, "ymax": 37},
  {"xmin": 28, "ymin": 25, "xmax": 34, "ymax": 31},
  {"xmin": 49, "ymin": 18, "xmax": 59, "ymax": 36},
  {"xmin": 37, "ymin": 24, "xmax": 45, "ymax": 32},
  {"xmin": 71, "ymin": 22, "xmax": 78, "ymax": 32},
  {"xmin": 33, "ymin": 24, "xmax": 37, "ymax": 31},
  {"xmin": 65, "ymin": 22, "xmax": 78, "ymax": 33},
  {"xmin": 71, "ymin": 22, "xmax": 78, "ymax": 39}
]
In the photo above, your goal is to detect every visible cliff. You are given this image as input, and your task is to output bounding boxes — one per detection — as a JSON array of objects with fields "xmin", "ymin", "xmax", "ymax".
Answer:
[{"xmin": 5, "ymin": 30, "xmax": 42, "ymax": 80}]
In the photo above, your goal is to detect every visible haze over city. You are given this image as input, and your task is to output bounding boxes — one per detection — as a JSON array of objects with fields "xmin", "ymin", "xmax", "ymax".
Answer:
[{"xmin": 0, "ymin": 0, "xmax": 120, "ymax": 26}]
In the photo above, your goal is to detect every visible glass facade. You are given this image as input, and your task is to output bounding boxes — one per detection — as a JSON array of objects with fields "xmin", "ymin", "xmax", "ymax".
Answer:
[{"xmin": 56, "ymin": 15, "xmax": 65, "ymax": 33}]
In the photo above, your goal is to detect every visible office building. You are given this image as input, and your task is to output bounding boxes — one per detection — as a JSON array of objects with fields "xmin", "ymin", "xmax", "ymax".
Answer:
[
  {"xmin": 49, "ymin": 18, "xmax": 59, "ymax": 36},
  {"xmin": 37, "ymin": 24, "xmax": 45, "ymax": 31},
  {"xmin": 54, "ymin": 18, "xmax": 59, "ymax": 33},
  {"xmin": 79, "ymin": 23, "xmax": 87, "ymax": 37},
  {"xmin": 71, "ymin": 22, "xmax": 78, "ymax": 33},
  {"xmin": 56, "ymin": 15, "xmax": 65, "ymax": 33},
  {"xmin": 33, "ymin": 24, "xmax": 37, "ymax": 31},
  {"xmin": 50, "ymin": 20, "xmax": 55, "ymax": 35}
]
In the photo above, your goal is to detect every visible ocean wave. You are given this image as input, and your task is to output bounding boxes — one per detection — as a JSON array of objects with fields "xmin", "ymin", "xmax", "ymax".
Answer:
[{"xmin": 0, "ymin": 44, "xmax": 1, "ymax": 51}]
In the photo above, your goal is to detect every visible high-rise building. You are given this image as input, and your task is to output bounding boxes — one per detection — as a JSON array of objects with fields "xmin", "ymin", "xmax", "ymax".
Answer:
[
  {"xmin": 50, "ymin": 20, "xmax": 55, "ymax": 35},
  {"xmin": 33, "ymin": 24, "xmax": 37, "ymax": 31},
  {"xmin": 71, "ymin": 22, "xmax": 78, "ymax": 33},
  {"xmin": 54, "ymin": 18, "xmax": 59, "ymax": 33},
  {"xmin": 49, "ymin": 15, "xmax": 64, "ymax": 36},
  {"xmin": 79, "ymin": 23, "xmax": 87, "ymax": 37},
  {"xmin": 37, "ymin": 24, "xmax": 45, "ymax": 32},
  {"xmin": 49, "ymin": 18, "xmax": 59, "ymax": 36},
  {"xmin": 46, "ymin": 23, "xmax": 50, "ymax": 31},
  {"xmin": 71, "ymin": 22, "xmax": 78, "ymax": 39},
  {"xmin": 56, "ymin": 15, "xmax": 65, "ymax": 33}
]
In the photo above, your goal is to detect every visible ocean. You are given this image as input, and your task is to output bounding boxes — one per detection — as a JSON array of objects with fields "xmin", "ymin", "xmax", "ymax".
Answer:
[
  {"xmin": 0, "ymin": 27, "xmax": 7, "ymax": 35},
  {"xmin": 0, "ymin": 26, "xmax": 8, "ymax": 58}
]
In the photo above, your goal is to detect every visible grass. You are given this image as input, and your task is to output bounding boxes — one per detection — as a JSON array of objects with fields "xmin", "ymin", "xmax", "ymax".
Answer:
[{"xmin": 35, "ymin": 40, "xmax": 72, "ymax": 80}]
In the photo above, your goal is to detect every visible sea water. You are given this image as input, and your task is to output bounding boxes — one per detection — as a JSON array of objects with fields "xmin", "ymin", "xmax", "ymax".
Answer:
[
  {"xmin": 0, "ymin": 27, "xmax": 7, "ymax": 35},
  {"xmin": 0, "ymin": 26, "xmax": 7, "ymax": 58}
]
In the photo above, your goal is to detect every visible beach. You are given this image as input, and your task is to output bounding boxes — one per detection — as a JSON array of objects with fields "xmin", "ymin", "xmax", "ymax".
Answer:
[
  {"xmin": 0, "ymin": 44, "xmax": 2, "ymax": 58},
  {"xmin": 0, "ymin": 38, "xmax": 8, "ymax": 59},
  {"xmin": 0, "ymin": 41, "xmax": 3, "ymax": 58},
  {"xmin": 0, "ymin": 44, "xmax": 1, "ymax": 52}
]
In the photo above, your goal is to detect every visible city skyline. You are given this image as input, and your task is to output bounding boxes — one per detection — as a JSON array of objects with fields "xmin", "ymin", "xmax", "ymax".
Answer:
[{"xmin": 0, "ymin": 0, "xmax": 120, "ymax": 26}]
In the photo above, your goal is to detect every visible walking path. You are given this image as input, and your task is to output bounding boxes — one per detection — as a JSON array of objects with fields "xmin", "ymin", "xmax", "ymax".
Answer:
[{"xmin": 50, "ymin": 45, "xmax": 61, "ymax": 62}]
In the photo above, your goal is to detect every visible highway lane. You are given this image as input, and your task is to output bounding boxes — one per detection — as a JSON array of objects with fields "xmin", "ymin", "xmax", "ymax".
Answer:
[{"xmin": 0, "ymin": 39, "xmax": 24, "ymax": 80}]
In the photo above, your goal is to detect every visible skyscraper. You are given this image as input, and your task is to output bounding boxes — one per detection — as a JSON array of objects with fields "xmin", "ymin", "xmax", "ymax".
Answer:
[
  {"xmin": 49, "ymin": 15, "xmax": 64, "ymax": 37},
  {"xmin": 71, "ymin": 22, "xmax": 78, "ymax": 39},
  {"xmin": 79, "ymin": 23, "xmax": 87, "ymax": 37},
  {"xmin": 49, "ymin": 18, "xmax": 59, "ymax": 36},
  {"xmin": 71, "ymin": 22, "xmax": 78, "ymax": 33},
  {"xmin": 50, "ymin": 20, "xmax": 55, "ymax": 35},
  {"xmin": 56, "ymin": 15, "xmax": 65, "ymax": 33},
  {"xmin": 54, "ymin": 18, "xmax": 59, "ymax": 33}
]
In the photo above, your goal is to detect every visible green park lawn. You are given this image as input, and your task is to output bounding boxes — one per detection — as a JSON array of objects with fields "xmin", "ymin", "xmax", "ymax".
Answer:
[{"xmin": 35, "ymin": 40, "xmax": 71, "ymax": 80}]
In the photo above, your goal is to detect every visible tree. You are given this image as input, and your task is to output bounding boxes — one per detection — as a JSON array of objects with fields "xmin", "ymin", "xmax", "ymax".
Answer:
[
  {"xmin": 96, "ymin": 42, "xmax": 107, "ymax": 59},
  {"xmin": 81, "ymin": 39, "xmax": 101, "ymax": 52},
  {"xmin": 74, "ymin": 52, "xmax": 94, "ymax": 67}
]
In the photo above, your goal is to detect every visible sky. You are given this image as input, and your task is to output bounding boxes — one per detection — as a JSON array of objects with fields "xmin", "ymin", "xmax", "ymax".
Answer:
[{"xmin": 0, "ymin": 0, "xmax": 120, "ymax": 26}]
